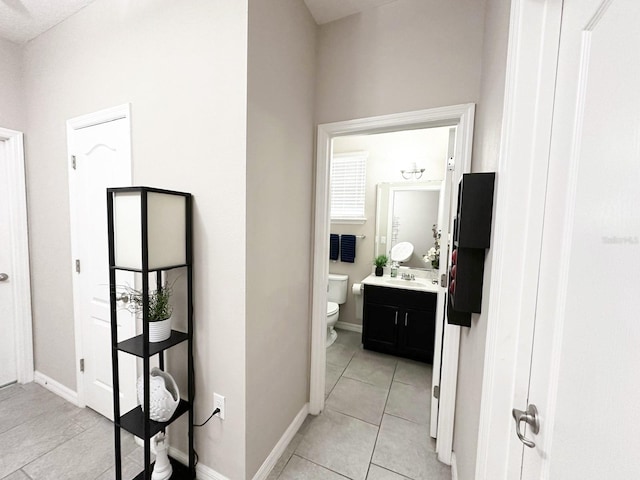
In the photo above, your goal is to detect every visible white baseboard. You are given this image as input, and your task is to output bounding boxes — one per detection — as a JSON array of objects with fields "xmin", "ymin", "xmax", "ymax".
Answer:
[
  {"xmin": 169, "ymin": 447, "xmax": 230, "ymax": 480},
  {"xmin": 251, "ymin": 403, "xmax": 310, "ymax": 480},
  {"xmin": 451, "ymin": 451, "xmax": 458, "ymax": 480},
  {"xmin": 145, "ymin": 415, "xmax": 313, "ymax": 480},
  {"xmin": 336, "ymin": 321, "xmax": 362, "ymax": 333},
  {"xmin": 34, "ymin": 370, "xmax": 80, "ymax": 406}
]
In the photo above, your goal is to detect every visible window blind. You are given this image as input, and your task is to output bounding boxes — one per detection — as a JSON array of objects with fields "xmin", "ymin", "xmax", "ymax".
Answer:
[{"xmin": 330, "ymin": 152, "xmax": 367, "ymax": 222}]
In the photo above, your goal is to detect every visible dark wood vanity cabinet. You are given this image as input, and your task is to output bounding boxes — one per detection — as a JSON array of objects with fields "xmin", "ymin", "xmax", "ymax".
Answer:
[{"xmin": 362, "ymin": 285, "xmax": 436, "ymax": 363}]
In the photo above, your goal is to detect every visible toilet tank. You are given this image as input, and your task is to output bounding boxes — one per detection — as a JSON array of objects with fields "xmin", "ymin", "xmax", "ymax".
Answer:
[{"xmin": 328, "ymin": 273, "xmax": 349, "ymax": 304}]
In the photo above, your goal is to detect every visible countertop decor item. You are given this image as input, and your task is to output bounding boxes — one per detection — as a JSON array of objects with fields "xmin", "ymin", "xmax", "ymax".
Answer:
[
  {"xmin": 374, "ymin": 254, "xmax": 388, "ymax": 277},
  {"xmin": 137, "ymin": 367, "xmax": 180, "ymax": 422},
  {"xmin": 423, "ymin": 224, "xmax": 441, "ymax": 270}
]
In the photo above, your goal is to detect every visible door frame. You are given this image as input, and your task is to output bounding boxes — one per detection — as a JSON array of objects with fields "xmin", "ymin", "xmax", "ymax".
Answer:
[
  {"xmin": 0, "ymin": 127, "xmax": 34, "ymax": 384},
  {"xmin": 474, "ymin": 0, "xmax": 564, "ymax": 478},
  {"xmin": 66, "ymin": 104, "xmax": 132, "ymax": 407},
  {"xmin": 310, "ymin": 104, "xmax": 475, "ymax": 465}
]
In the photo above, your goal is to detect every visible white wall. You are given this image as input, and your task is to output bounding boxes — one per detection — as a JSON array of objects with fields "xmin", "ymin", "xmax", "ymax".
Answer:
[
  {"xmin": 316, "ymin": 0, "xmax": 486, "ymax": 124},
  {"xmin": 0, "ymin": 37, "xmax": 25, "ymax": 131},
  {"xmin": 331, "ymin": 127, "xmax": 449, "ymax": 326},
  {"xmin": 453, "ymin": 0, "xmax": 511, "ymax": 478},
  {"xmin": 21, "ymin": 1, "xmax": 249, "ymax": 477},
  {"xmin": 245, "ymin": 0, "xmax": 317, "ymax": 477}
]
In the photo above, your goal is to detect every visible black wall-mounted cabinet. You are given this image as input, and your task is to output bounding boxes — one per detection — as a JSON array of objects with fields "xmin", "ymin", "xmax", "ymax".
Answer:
[
  {"xmin": 448, "ymin": 173, "xmax": 495, "ymax": 327},
  {"xmin": 362, "ymin": 285, "xmax": 436, "ymax": 363},
  {"xmin": 107, "ymin": 187, "xmax": 195, "ymax": 480}
]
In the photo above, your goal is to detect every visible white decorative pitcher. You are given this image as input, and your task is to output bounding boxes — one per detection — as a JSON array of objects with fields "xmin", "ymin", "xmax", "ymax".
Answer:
[{"xmin": 137, "ymin": 367, "xmax": 180, "ymax": 422}]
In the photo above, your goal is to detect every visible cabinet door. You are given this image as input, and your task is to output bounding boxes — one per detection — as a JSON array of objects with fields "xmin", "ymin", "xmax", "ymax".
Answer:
[
  {"xmin": 400, "ymin": 307, "xmax": 435, "ymax": 363},
  {"xmin": 363, "ymin": 302, "xmax": 398, "ymax": 355}
]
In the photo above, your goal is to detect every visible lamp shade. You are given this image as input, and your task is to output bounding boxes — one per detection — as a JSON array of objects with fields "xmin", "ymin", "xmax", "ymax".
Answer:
[{"xmin": 111, "ymin": 188, "xmax": 188, "ymax": 270}]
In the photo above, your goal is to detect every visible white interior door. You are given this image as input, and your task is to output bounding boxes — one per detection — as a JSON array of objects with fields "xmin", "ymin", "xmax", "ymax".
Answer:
[
  {"xmin": 68, "ymin": 111, "xmax": 136, "ymax": 419},
  {"xmin": 518, "ymin": 1, "xmax": 640, "ymax": 477},
  {"xmin": 430, "ymin": 127, "xmax": 455, "ymax": 438},
  {"xmin": 0, "ymin": 140, "xmax": 17, "ymax": 387}
]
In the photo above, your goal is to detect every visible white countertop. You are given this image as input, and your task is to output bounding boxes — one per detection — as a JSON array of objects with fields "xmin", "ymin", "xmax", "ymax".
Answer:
[{"xmin": 360, "ymin": 272, "xmax": 440, "ymax": 293}]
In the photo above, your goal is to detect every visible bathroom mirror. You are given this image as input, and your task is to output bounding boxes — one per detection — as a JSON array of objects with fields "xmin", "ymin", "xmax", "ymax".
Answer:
[{"xmin": 375, "ymin": 181, "xmax": 442, "ymax": 269}]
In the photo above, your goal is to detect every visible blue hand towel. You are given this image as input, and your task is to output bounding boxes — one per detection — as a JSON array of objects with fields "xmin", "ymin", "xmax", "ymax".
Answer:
[
  {"xmin": 330, "ymin": 234, "xmax": 339, "ymax": 260},
  {"xmin": 340, "ymin": 235, "xmax": 356, "ymax": 263}
]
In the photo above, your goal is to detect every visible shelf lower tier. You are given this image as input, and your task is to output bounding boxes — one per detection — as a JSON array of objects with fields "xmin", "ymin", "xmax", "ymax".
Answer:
[
  {"xmin": 119, "ymin": 400, "xmax": 190, "ymax": 438},
  {"xmin": 117, "ymin": 330, "xmax": 189, "ymax": 357},
  {"xmin": 132, "ymin": 456, "xmax": 194, "ymax": 480}
]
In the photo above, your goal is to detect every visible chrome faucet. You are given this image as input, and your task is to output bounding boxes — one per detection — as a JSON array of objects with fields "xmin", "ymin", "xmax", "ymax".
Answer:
[{"xmin": 401, "ymin": 273, "xmax": 415, "ymax": 281}]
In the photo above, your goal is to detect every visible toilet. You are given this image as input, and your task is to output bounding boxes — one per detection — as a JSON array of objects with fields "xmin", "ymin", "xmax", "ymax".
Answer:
[{"xmin": 327, "ymin": 273, "xmax": 349, "ymax": 347}]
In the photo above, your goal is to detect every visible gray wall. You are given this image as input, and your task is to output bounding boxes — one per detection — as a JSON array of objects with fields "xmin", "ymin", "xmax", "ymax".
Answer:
[
  {"xmin": 318, "ymin": 0, "xmax": 486, "ymax": 327},
  {"xmin": 315, "ymin": 0, "xmax": 486, "ymax": 124},
  {"xmin": 0, "ymin": 37, "xmax": 25, "ymax": 132},
  {"xmin": 246, "ymin": 0, "xmax": 317, "ymax": 477},
  {"xmin": 21, "ymin": 1, "xmax": 249, "ymax": 477},
  {"xmin": 453, "ymin": 0, "xmax": 512, "ymax": 478}
]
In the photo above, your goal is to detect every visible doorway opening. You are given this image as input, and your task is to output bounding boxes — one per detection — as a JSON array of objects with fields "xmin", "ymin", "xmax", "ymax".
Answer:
[{"xmin": 310, "ymin": 104, "xmax": 475, "ymax": 464}]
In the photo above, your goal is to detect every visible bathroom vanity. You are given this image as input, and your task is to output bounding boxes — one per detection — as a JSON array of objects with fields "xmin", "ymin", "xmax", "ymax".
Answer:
[{"xmin": 361, "ymin": 273, "xmax": 438, "ymax": 363}]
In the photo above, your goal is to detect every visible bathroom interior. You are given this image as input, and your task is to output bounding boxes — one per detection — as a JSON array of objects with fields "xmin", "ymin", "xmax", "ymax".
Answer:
[{"xmin": 327, "ymin": 126, "xmax": 455, "ymax": 348}]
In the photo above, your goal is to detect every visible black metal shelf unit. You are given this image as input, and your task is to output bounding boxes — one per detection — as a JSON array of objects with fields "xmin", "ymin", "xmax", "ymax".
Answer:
[{"xmin": 107, "ymin": 186, "xmax": 194, "ymax": 480}]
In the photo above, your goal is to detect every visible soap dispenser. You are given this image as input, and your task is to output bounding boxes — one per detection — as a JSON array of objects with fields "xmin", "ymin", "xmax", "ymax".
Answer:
[{"xmin": 390, "ymin": 261, "xmax": 399, "ymax": 278}]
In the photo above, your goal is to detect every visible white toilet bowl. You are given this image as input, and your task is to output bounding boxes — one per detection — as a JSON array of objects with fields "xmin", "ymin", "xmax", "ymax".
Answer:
[
  {"xmin": 327, "ymin": 301, "xmax": 339, "ymax": 347},
  {"xmin": 327, "ymin": 273, "xmax": 348, "ymax": 348}
]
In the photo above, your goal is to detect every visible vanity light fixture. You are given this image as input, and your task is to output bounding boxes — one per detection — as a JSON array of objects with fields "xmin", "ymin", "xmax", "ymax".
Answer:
[{"xmin": 400, "ymin": 162, "xmax": 425, "ymax": 180}]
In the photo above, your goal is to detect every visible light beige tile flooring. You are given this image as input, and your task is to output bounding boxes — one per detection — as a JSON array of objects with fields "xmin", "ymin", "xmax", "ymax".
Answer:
[
  {"xmin": 0, "ymin": 382, "xmax": 142, "ymax": 480},
  {"xmin": 1, "ymin": 331, "xmax": 449, "ymax": 480},
  {"xmin": 268, "ymin": 329, "xmax": 451, "ymax": 480}
]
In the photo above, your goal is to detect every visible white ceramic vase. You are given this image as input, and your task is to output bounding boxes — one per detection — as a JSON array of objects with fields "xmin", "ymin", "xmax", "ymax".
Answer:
[
  {"xmin": 149, "ymin": 317, "xmax": 172, "ymax": 342},
  {"xmin": 137, "ymin": 367, "xmax": 180, "ymax": 422}
]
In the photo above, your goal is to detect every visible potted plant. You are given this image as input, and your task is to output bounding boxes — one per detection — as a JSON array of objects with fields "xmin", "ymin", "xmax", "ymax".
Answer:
[
  {"xmin": 374, "ymin": 254, "xmax": 388, "ymax": 277},
  {"xmin": 123, "ymin": 282, "xmax": 174, "ymax": 342},
  {"xmin": 423, "ymin": 224, "xmax": 441, "ymax": 270}
]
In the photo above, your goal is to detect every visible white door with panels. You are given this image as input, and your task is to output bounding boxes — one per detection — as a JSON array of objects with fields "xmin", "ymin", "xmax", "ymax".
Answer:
[
  {"xmin": 512, "ymin": 1, "xmax": 640, "ymax": 477},
  {"xmin": 0, "ymin": 140, "xmax": 18, "ymax": 387},
  {"xmin": 68, "ymin": 109, "xmax": 137, "ymax": 419}
]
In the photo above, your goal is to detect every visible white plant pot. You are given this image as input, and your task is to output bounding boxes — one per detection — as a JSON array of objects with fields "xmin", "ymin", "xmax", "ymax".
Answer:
[
  {"xmin": 137, "ymin": 367, "xmax": 180, "ymax": 422},
  {"xmin": 149, "ymin": 317, "xmax": 171, "ymax": 342}
]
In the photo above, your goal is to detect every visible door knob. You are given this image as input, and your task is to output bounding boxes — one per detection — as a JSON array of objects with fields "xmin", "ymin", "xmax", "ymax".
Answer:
[
  {"xmin": 114, "ymin": 293, "xmax": 129, "ymax": 303},
  {"xmin": 512, "ymin": 404, "xmax": 540, "ymax": 448},
  {"xmin": 0, "ymin": 273, "xmax": 8, "ymax": 282}
]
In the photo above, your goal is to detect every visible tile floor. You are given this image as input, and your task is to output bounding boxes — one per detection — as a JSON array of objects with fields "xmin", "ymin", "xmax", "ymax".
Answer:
[
  {"xmin": 1, "ymin": 330, "xmax": 449, "ymax": 480},
  {"xmin": 267, "ymin": 329, "xmax": 451, "ymax": 480},
  {"xmin": 0, "ymin": 382, "xmax": 143, "ymax": 480}
]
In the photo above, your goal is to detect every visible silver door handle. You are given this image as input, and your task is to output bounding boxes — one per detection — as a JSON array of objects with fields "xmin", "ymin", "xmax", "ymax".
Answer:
[
  {"xmin": 394, "ymin": 311, "xmax": 398, "ymax": 325},
  {"xmin": 512, "ymin": 404, "xmax": 540, "ymax": 448},
  {"xmin": 404, "ymin": 312, "xmax": 408, "ymax": 327},
  {"xmin": 114, "ymin": 293, "xmax": 129, "ymax": 303},
  {"xmin": 0, "ymin": 273, "xmax": 8, "ymax": 282}
]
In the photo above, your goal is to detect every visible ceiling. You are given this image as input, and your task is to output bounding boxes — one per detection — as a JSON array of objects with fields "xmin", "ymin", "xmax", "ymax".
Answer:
[
  {"xmin": 0, "ymin": 0, "xmax": 399, "ymax": 44},
  {"xmin": 0, "ymin": 0, "xmax": 96, "ymax": 44},
  {"xmin": 303, "ymin": 0, "xmax": 398, "ymax": 24}
]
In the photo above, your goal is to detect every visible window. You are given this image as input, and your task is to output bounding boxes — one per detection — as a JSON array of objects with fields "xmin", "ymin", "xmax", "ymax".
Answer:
[{"xmin": 330, "ymin": 151, "xmax": 367, "ymax": 223}]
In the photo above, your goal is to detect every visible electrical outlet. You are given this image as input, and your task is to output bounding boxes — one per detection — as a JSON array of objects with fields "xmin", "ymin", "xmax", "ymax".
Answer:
[{"xmin": 214, "ymin": 393, "xmax": 225, "ymax": 420}]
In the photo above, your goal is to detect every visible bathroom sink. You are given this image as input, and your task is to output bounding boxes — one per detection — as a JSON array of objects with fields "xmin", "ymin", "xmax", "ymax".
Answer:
[
  {"xmin": 361, "ymin": 273, "xmax": 439, "ymax": 293},
  {"xmin": 385, "ymin": 279, "xmax": 430, "ymax": 289}
]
